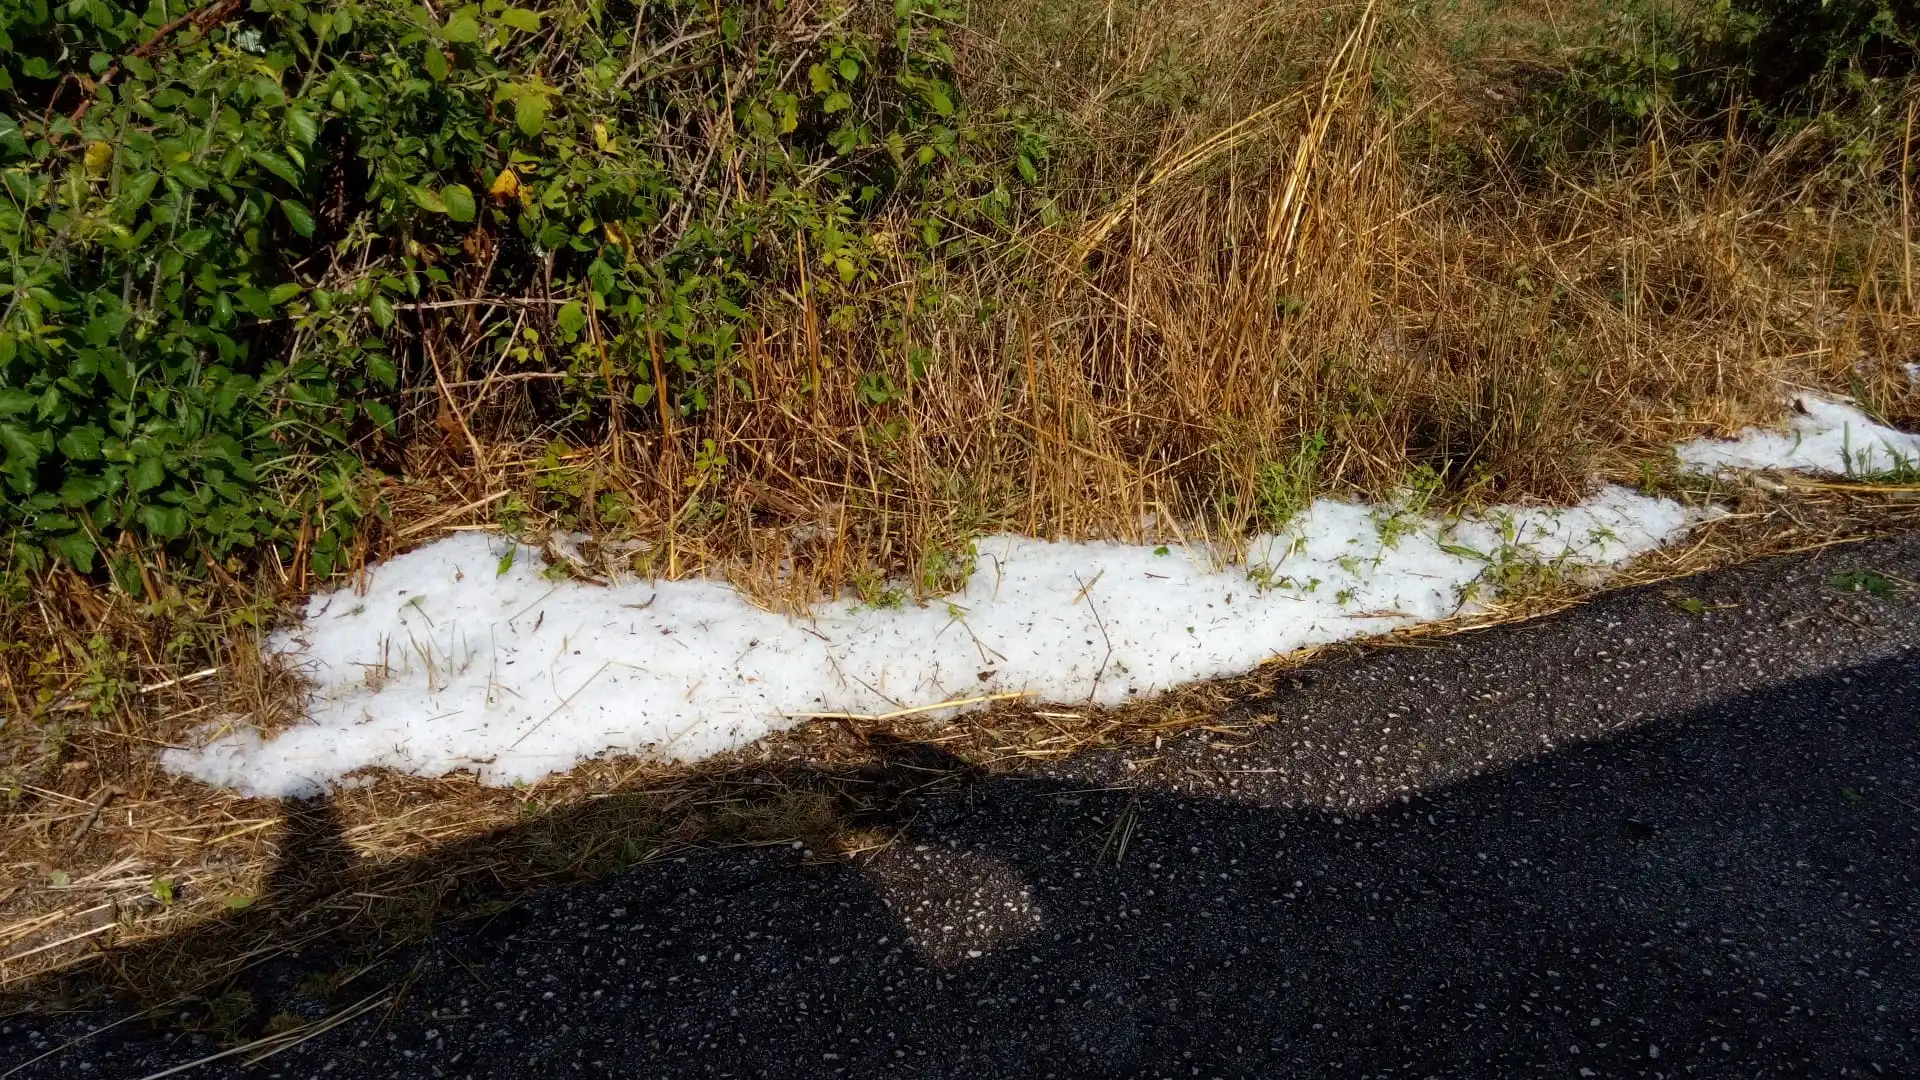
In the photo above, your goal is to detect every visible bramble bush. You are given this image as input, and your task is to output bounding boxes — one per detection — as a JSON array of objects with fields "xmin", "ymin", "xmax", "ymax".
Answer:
[
  {"xmin": 1518, "ymin": 0, "xmax": 1919, "ymax": 158},
  {"xmin": 0, "ymin": 0, "xmax": 1043, "ymax": 579}
]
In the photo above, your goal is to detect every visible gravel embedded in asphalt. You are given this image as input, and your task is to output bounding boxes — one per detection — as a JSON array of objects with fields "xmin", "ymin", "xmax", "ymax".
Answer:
[{"xmin": 5, "ymin": 534, "xmax": 1918, "ymax": 1079}]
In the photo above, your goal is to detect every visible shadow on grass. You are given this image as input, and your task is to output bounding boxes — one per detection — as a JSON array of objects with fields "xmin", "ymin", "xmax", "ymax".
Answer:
[
  {"xmin": 6, "ymin": 647, "xmax": 1919, "ymax": 1077},
  {"xmin": 14, "ymin": 732, "xmax": 994, "ymax": 1030}
]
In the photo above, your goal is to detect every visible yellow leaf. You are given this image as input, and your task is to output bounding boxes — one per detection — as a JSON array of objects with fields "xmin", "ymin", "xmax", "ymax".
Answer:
[
  {"xmin": 83, "ymin": 141, "xmax": 114, "ymax": 176},
  {"xmin": 592, "ymin": 121, "xmax": 611, "ymax": 151},
  {"xmin": 488, "ymin": 167, "xmax": 520, "ymax": 200},
  {"xmin": 604, "ymin": 220, "xmax": 630, "ymax": 256}
]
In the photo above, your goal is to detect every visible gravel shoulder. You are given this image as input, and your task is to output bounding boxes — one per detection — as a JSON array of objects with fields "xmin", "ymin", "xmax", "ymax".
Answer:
[{"xmin": 6, "ymin": 534, "xmax": 1919, "ymax": 1079}]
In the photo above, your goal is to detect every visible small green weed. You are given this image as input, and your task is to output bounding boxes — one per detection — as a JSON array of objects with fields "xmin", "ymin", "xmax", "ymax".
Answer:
[
  {"xmin": 1375, "ymin": 465, "xmax": 1442, "ymax": 549},
  {"xmin": 1253, "ymin": 434, "xmax": 1327, "ymax": 532},
  {"xmin": 1847, "ymin": 443, "xmax": 1920, "ymax": 484},
  {"xmin": 852, "ymin": 569, "xmax": 906, "ymax": 610},
  {"xmin": 1829, "ymin": 569, "xmax": 1899, "ymax": 597},
  {"xmin": 195, "ymin": 988, "xmax": 257, "ymax": 1040},
  {"xmin": 919, "ymin": 542, "xmax": 978, "ymax": 596},
  {"xmin": 1246, "ymin": 564, "xmax": 1320, "ymax": 594}
]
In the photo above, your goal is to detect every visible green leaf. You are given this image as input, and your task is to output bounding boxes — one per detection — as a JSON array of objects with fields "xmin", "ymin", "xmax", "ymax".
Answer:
[
  {"xmin": 83, "ymin": 313, "xmax": 122, "ymax": 346},
  {"xmin": 365, "ymin": 352, "xmax": 399, "ymax": 388},
  {"xmin": 269, "ymin": 282, "xmax": 304, "ymax": 306},
  {"xmin": 824, "ymin": 91, "xmax": 853, "ymax": 114},
  {"xmin": 497, "ymin": 545, "xmax": 516, "ymax": 576},
  {"xmin": 252, "ymin": 150, "xmax": 302, "ymax": 187},
  {"xmin": 250, "ymin": 76, "xmax": 287, "ymax": 108},
  {"xmin": 441, "ymin": 183, "xmax": 476, "ymax": 222},
  {"xmin": 57, "ymin": 425, "xmax": 103, "ymax": 461},
  {"xmin": 513, "ymin": 93, "xmax": 548, "ymax": 136},
  {"xmin": 120, "ymin": 171, "xmax": 159, "ymax": 212},
  {"xmin": 10, "ymin": 540, "xmax": 45, "ymax": 574},
  {"xmin": 59, "ymin": 476, "xmax": 106, "ymax": 505},
  {"xmin": 285, "ymin": 109, "xmax": 319, "ymax": 147},
  {"xmin": 556, "ymin": 300, "xmax": 587, "ymax": 338},
  {"xmin": 170, "ymin": 162, "xmax": 210, "ymax": 189},
  {"xmin": 838, "ymin": 58, "xmax": 860, "ymax": 83},
  {"xmin": 413, "ymin": 186, "xmax": 448, "ymax": 214},
  {"xmin": 50, "ymin": 531, "xmax": 96, "ymax": 572},
  {"xmin": 370, "ymin": 293, "xmax": 396, "ymax": 329},
  {"xmin": 425, "ymin": 46, "xmax": 449, "ymax": 81},
  {"xmin": 499, "ymin": 7, "xmax": 542, "ymax": 32},
  {"xmin": 223, "ymin": 892, "xmax": 256, "ymax": 911},
  {"xmin": 236, "ymin": 287, "xmax": 274, "ymax": 318},
  {"xmin": 443, "ymin": 11, "xmax": 481, "ymax": 42},
  {"xmin": 131, "ymin": 455, "xmax": 165, "ymax": 493},
  {"xmin": 137, "ymin": 504, "xmax": 189, "ymax": 539},
  {"xmin": 363, "ymin": 400, "xmax": 397, "ymax": 433},
  {"xmin": 925, "ymin": 86, "xmax": 954, "ymax": 116},
  {"xmin": 0, "ymin": 422, "xmax": 42, "ymax": 471},
  {"xmin": 281, "ymin": 198, "xmax": 316, "ymax": 236}
]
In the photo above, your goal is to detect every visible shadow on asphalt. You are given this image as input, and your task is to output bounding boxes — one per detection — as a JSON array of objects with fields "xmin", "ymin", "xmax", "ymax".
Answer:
[{"xmin": 7, "ymin": 650, "xmax": 1918, "ymax": 1077}]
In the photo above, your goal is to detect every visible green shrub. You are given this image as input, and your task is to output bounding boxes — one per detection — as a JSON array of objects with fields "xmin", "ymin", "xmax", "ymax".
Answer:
[
  {"xmin": 1517, "ymin": 0, "xmax": 1919, "ymax": 159},
  {"xmin": 0, "ymin": 0, "xmax": 1037, "ymax": 576},
  {"xmin": 1739, "ymin": 0, "xmax": 1920, "ymax": 108}
]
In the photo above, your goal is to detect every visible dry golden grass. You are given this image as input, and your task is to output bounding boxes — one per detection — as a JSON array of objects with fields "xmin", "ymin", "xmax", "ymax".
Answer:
[{"xmin": 4, "ymin": 0, "xmax": 1920, "ymax": 1016}]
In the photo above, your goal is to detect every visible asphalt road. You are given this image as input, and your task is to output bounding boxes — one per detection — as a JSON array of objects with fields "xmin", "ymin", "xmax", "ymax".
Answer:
[{"xmin": 6, "ymin": 534, "xmax": 1919, "ymax": 1079}]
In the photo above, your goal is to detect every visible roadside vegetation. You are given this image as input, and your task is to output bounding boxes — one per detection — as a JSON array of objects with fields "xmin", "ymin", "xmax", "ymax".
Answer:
[{"xmin": 2, "ymin": 0, "xmax": 1917, "ymax": 1008}]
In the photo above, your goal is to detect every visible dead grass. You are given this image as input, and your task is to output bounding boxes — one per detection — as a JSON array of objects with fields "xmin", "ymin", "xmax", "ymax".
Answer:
[{"xmin": 4, "ymin": 0, "xmax": 1920, "ymax": 1018}]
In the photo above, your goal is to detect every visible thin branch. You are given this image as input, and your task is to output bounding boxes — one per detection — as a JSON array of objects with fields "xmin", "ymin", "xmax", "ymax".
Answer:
[{"xmin": 68, "ymin": 0, "xmax": 246, "ymax": 134}]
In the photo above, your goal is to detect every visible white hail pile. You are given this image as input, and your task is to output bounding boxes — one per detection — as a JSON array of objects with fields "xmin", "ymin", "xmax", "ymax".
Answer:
[
  {"xmin": 1677, "ymin": 395, "xmax": 1919, "ymax": 476},
  {"xmin": 166, "ymin": 397, "xmax": 1920, "ymax": 797}
]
